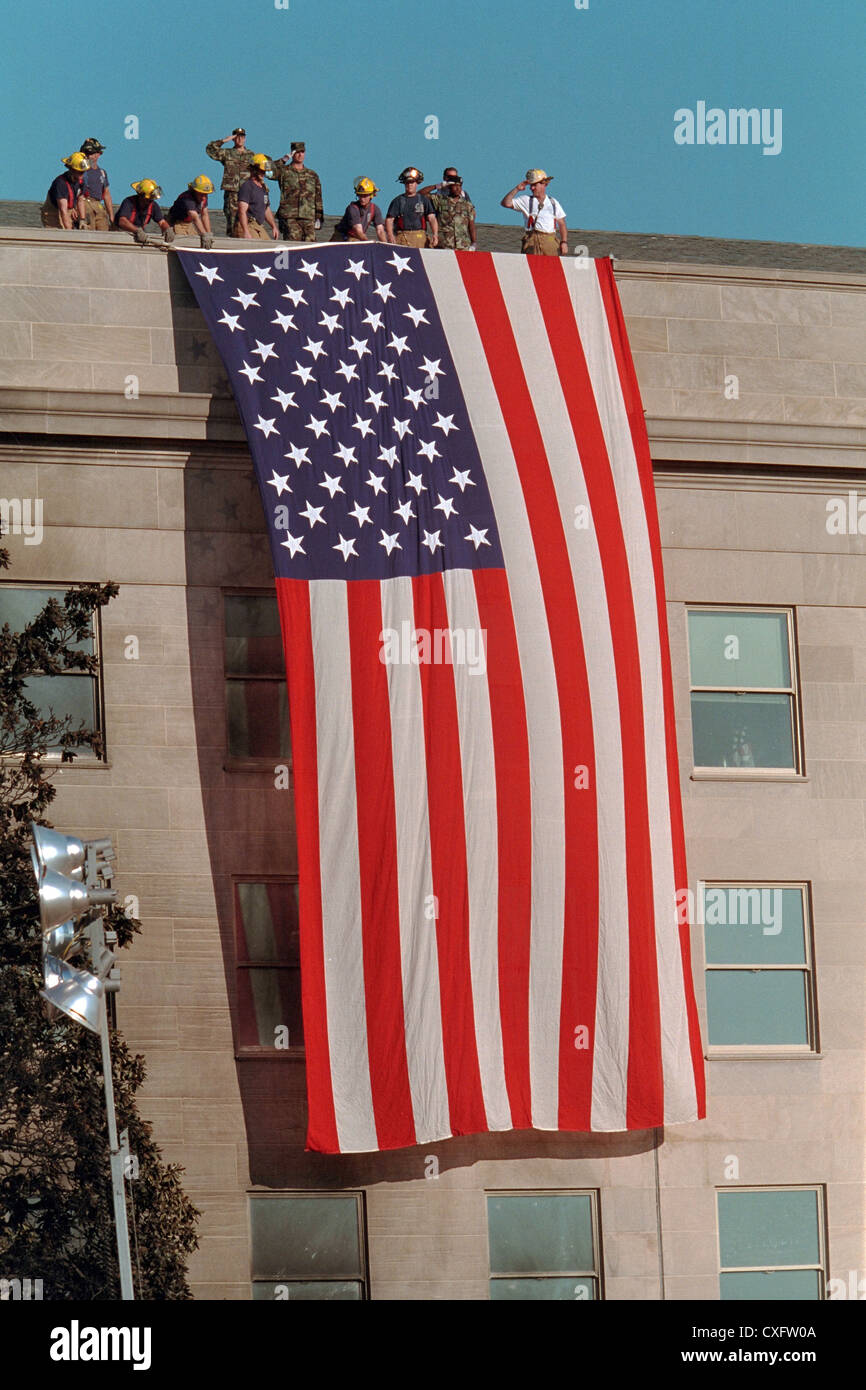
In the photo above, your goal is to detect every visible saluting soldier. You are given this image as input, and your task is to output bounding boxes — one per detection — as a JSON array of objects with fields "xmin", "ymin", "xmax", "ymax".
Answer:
[
  {"xmin": 41, "ymin": 153, "xmax": 87, "ymax": 230},
  {"xmin": 420, "ymin": 168, "xmax": 476, "ymax": 250},
  {"xmin": 205, "ymin": 128, "xmax": 257, "ymax": 237},
  {"xmin": 269, "ymin": 141, "xmax": 323, "ymax": 242},
  {"xmin": 501, "ymin": 169, "xmax": 568, "ymax": 256},
  {"xmin": 79, "ymin": 138, "xmax": 113, "ymax": 230},
  {"xmin": 385, "ymin": 167, "xmax": 438, "ymax": 248}
]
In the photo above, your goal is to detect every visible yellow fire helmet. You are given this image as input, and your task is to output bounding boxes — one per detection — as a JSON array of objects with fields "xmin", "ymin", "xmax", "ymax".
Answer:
[
  {"xmin": 188, "ymin": 174, "xmax": 214, "ymax": 195},
  {"xmin": 62, "ymin": 152, "xmax": 88, "ymax": 173},
  {"xmin": 131, "ymin": 180, "xmax": 159, "ymax": 198},
  {"xmin": 525, "ymin": 168, "xmax": 553, "ymax": 184},
  {"xmin": 250, "ymin": 153, "xmax": 269, "ymax": 171},
  {"xmin": 354, "ymin": 176, "xmax": 379, "ymax": 196}
]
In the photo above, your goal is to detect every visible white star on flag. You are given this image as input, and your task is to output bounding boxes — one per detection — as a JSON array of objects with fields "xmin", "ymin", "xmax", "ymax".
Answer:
[
  {"xmin": 387, "ymin": 334, "xmax": 409, "ymax": 356},
  {"xmin": 239, "ymin": 361, "xmax": 263, "ymax": 384},
  {"xmin": 434, "ymin": 494, "xmax": 457, "ymax": 518},
  {"xmin": 271, "ymin": 311, "xmax": 296, "ymax": 333},
  {"xmin": 464, "ymin": 524, "xmax": 490, "ymax": 548},
  {"xmin": 344, "ymin": 259, "xmax": 369, "ymax": 280},
  {"xmin": 306, "ymin": 415, "xmax": 330, "ymax": 439},
  {"xmin": 285, "ymin": 442, "xmax": 311, "ymax": 467},
  {"xmin": 420, "ymin": 356, "xmax": 444, "ymax": 380},
  {"xmin": 319, "ymin": 312, "xmax": 342, "ymax": 334},
  {"xmin": 334, "ymin": 442, "xmax": 358, "ymax": 467},
  {"xmin": 303, "ymin": 337, "xmax": 326, "ymax": 360},
  {"xmin": 252, "ymin": 340, "xmax": 277, "ymax": 361},
  {"xmin": 299, "ymin": 259, "xmax": 323, "ymax": 280},
  {"xmin": 449, "ymin": 467, "xmax": 475, "ymax": 491},
  {"xmin": 379, "ymin": 529, "xmax": 402, "ymax": 553},
  {"xmin": 365, "ymin": 389, "xmax": 386, "ymax": 412},
  {"xmin": 330, "ymin": 287, "xmax": 353, "ymax": 308},
  {"xmin": 366, "ymin": 472, "xmax": 386, "ymax": 495},
  {"xmin": 248, "ymin": 264, "xmax": 275, "ymax": 283},
  {"xmin": 406, "ymin": 471, "xmax": 427, "ymax": 494},
  {"xmin": 349, "ymin": 336, "xmax": 371, "ymax": 358},
  {"xmin": 349, "ymin": 502, "xmax": 372, "ymax": 528},
  {"xmin": 280, "ymin": 533, "xmax": 305, "ymax": 556},
  {"xmin": 422, "ymin": 529, "xmax": 443, "ymax": 553},
  {"xmin": 378, "ymin": 445, "xmax": 399, "ymax": 468},
  {"xmin": 394, "ymin": 498, "xmax": 415, "ymax": 524},
  {"xmin": 336, "ymin": 359, "xmax": 358, "ymax": 382},
  {"xmin": 403, "ymin": 304, "xmax": 429, "ymax": 326},
  {"xmin": 232, "ymin": 290, "xmax": 259, "ymax": 310},
  {"xmin": 433, "ymin": 413, "xmax": 458, "ymax": 435},
  {"xmin": 282, "ymin": 285, "xmax": 307, "ymax": 305},
  {"xmin": 320, "ymin": 472, "xmax": 344, "ymax": 498},
  {"xmin": 254, "ymin": 416, "xmax": 278, "ymax": 438},
  {"xmin": 373, "ymin": 280, "xmax": 394, "ymax": 302},
  {"xmin": 271, "ymin": 387, "xmax": 297, "ymax": 411},
  {"xmin": 378, "ymin": 361, "xmax": 398, "ymax": 381},
  {"xmin": 362, "ymin": 309, "xmax": 384, "ymax": 331},
  {"xmin": 299, "ymin": 501, "xmax": 325, "ymax": 528},
  {"xmin": 386, "ymin": 252, "xmax": 412, "ymax": 275},
  {"xmin": 333, "ymin": 533, "xmax": 358, "ymax": 560},
  {"xmin": 417, "ymin": 439, "xmax": 441, "ymax": 462},
  {"xmin": 195, "ymin": 264, "xmax": 223, "ymax": 284},
  {"xmin": 218, "ymin": 310, "xmax": 241, "ymax": 332},
  {"xmin": 404, "ymin": 386, "xmax": 424, "ymax": 409},
  {"xmin": 292, "ymin": 362, "xmax": 315, "ymax": 384},
  {"xmin": 266, "ymin": 470, "xmax": 291, "ymax": 496},
  {"xmin": 352, "ymin": 414, "xmax": 374, "ymax": 438},
  {"xmin": 392, "ymin": 418, "xmax": 412, "ymax": 439},
  {"xmin": 320, "ymin": 388, "xmax": 344, "ymax": 413}
]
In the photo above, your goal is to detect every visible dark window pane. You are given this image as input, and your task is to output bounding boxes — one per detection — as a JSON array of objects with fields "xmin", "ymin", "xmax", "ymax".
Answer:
[
  {"xmin": 0, "ymin": 586, "xmax": 94, "ymax": 656},
  {"xmin": 718, "ymin": 1190, "xmax": 820, "ymax": 1269},
  {"xmin": 251, "ymin": 1197, "xmax": 362, "ymax": 1281},
  {"xmin": 706, "ymin": 970, "xmax": 809, "ymax": 1047},
  {"xmin": 691, "ymin": 692, "xmax": 795, "ymax": 768},
  {"xmin": 237, "ymin": 882, "xmax": 300, "ymax": 963},
  {"xmin": 721, "ymin": 1270, "xmax": 820, "ymax": 1300},
  {"xmin": 490, "ymin": 1277, "xmax": 596, "ymax": 1300},
  {"xmin": 487, "ymin": 1195, "xmax": 594, "ymax": 1274},
  {"xmin": 703, "ymin": 887, "xmax": 806, "ymax": 966},
  {"xmin": 252, "ymin": 1281, "xmax": 362, "ymax": 1300},
  {"xmin": 20, "ymin": 675, "xmax": 98, "ymax": 752},
  {"xmin": 237, "ymin": 967, "xmax": 303, "ymax": 1048},
  {"xmin": 688, "ymin": 610, "xmax": 791, "ymax": 688},
  {"xmin": 226, "ymin": 679, "xmax": 290, "ymax": 757},
  {"xmin": 225, "ymin": 595, "xmax": 285, "ymax": 675}
]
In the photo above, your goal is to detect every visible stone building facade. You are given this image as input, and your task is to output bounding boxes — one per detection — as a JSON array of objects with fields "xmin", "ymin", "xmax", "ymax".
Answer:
[{"xmin": 1, "ymin": 223, "xmax": 863, "ymax": 1299}]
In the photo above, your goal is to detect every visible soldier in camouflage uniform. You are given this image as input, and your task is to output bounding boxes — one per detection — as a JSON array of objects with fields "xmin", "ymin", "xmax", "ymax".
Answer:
[
  {"xmin": 205, "ymin": 128, "xmax": 258, "ymax": 237},
  {"xmin": 269, "ymin": 142, "xmax": 323, "ymax": 242},
  {"xmin": 420, "ymin": 169, "xmax": 477, "ymax": 250}
]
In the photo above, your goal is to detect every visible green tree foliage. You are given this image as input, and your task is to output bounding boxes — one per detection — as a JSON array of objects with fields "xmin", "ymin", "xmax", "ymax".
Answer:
[{"xmin": 0, "ymin": 547, "xmax": 199, "ymax": 1299}]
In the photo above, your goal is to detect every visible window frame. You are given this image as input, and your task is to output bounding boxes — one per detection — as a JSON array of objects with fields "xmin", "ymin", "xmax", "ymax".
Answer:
[
  {"xmin": 700, "ymin": 880, "xmax": 820, "ymax": 1059},
  {"xmin": 685, "ymin": 604, "xmax": 805, "ymax": 780},
  {"xmin": 485, "ymin": 1189, "xmax": 604, "ymax": 1300},
  {"xmin": 222, "ymin": 586, "xmax": 290, "ymax": 773},
  {"xmin": 0, "ymin": 580, "xmax": 108, "ymax": 766},
  {"xmin": 233, "ymin": 874, "xmax": 303, "ymax": 1059},
  {"xmin": 249, "ymin": 1191, "xmax": 369, "ymax": 1301},
  {"xmin": 716, "ymin": 1185, "xmax": 827, "ymax": 1299}
]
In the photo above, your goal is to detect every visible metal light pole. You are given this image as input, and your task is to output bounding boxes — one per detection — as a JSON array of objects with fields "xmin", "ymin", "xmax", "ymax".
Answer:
[{"xmin": 31, "ymin": 824, "xmax": 135, "ymax": 1301}]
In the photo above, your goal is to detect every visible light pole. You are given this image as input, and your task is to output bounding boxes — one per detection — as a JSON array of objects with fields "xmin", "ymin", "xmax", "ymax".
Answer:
[{"xmin": 30, "ymin": 824, "xmax": 135, "ymax": 1302}]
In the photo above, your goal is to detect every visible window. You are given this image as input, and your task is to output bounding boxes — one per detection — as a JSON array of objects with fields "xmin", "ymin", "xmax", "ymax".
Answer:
[
  {"xmin": 235, "ymin": 879, "xmax": 302, "ymax": 1052},
  {"xmin": 0, "ymin": 583, "xmax": 104, "ymax": 760},
  {"xmin": 702, "ymin": 883, "xmax": 817, "ymax": 1053},
  {"xmin": 717, "ymin": 1188, "xmax": 826, "ymax": 1299},
  {"xmin": 224, "ymin": 593, "xmax": 289, "ymax": 764},
  {"xmin": 250, "ymin": 1194, "xmax": 367, "ymax": 1300},
  {"xmin": 486, "ymin": 1192, "xmax": 601, "ymax": 1300},
  {"xmin": 686, "ymin": 607, "xmax": 801, "ymax": 772}
]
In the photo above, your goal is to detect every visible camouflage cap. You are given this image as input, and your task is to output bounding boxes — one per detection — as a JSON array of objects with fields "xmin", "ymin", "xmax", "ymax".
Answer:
[{"xmin": 291, "ymin": 141, "xmax": 306, "ymax": 152}]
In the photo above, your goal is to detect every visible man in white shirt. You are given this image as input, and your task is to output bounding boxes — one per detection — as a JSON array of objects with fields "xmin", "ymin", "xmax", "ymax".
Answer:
[{"xmin": 501, "ymin": 169, "xmax": 568, "ymax": 256}]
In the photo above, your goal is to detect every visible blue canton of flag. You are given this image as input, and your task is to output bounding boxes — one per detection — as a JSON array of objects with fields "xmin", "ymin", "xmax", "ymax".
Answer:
[{"xmin": 179, "ymin": 243, "xmax": 504, "ymax": 580}]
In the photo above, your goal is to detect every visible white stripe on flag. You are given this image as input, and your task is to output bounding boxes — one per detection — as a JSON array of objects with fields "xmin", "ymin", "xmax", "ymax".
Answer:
[
  {"xmin": 425, "ymin": 253, "xmax": 566, "ymax": 1132},
  {"xmin": 380, "ymin": 575, "xmax": 452, "ymax": 1143},
  {"xmin": 571, "ymin": 264, "xmax": 698, "ymax": 1121},
  {"xmin": 442, "ymin": 567, "xmax": 512, "ymax": 1132},
  {"xmin": 495, "ymin": 255, "xmax": 631, "ymax": 1129},
  {"xmin": 310, "ymin": 581, "xmax": 378, "ymax": 1151}
]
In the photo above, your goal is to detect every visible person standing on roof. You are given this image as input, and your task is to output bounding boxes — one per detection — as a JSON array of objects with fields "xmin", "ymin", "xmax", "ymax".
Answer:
[
  {"xmin": 205, "ymin": 128, "xmax": 257, "ymax": 237},
  {"xmin": 420, "ymin": 168, "xmax": 476, "ymax": 250},
  {"xmin": 237, "ymin": 156, "xmax": 279, "ymax": 240},
  {"xmin": 41, "ymin": 154, "xmax": 87, "ymax": 230},
  {"xmin": 331, "ymin": 178, "xmax": 387, "ymax": 243},
  {"xmin": 385, "ymin": 168, "xmax": 438, "ymax": 248},
  {"xmin": 501, "ymin": 169, "xmax": 568, "ymax": 256},
  {"xmin": 79, "ymin": 138, "xmax": 113, "ymax": 231},
  {"xmin": 114, "ymin": 181, "xmax": 173, "ymax": 243},
  {"xmin": 167, "ymin": 176, "xmax": 215, "ymax": 247},
  {"xmin": 269, "ymin": 141, "xmax": 323, "ymax": 242}
]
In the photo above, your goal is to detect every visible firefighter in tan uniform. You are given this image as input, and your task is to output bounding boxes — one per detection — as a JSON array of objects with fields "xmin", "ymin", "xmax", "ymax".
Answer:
[
  {"xmin": 501, "ymin": 169, "xmax": 568, "ymax": 256},
  {"xmin": 385, "ymin": 168, "xmax": 439, "ymax": 248},
  {"xmin": 41, "ymin": 154, "xmax": 87, "ymax": 229},
  {"xmin": 236, "ymin": 156, "xmax": 279, "ymax": 239},
  {"xmin": 166, "ymin": 176, "xmax": 215, "ymax": 246},
  {"xmin": 79, "ymin": 138, "xmax": 113, "ymax": 231}
]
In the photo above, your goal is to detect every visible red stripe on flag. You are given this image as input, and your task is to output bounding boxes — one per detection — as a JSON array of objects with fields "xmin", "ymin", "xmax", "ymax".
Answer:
[
  {"xmin": 275, "ymin": 578, "xmax": 340, "ymax": 1153},
  {"xmin": 346, "ymin": 581, "xmax": 417, "ymax": 1150},
  {"xmin": 411, "ymin": 571, "xmax": 488, "ymax": 1137},
  {"xmin": 529, "ymin": 255, "xmax": 663, "ymax": 1127},
  {"xmin": 596, "ymin": 259, "xmax": 706, "ymax": 1117},
  {"xmin": 472, "ymin": 567, "xmax": 532, "ymax": 1129},
  {"xmin": 458, "ymin": 253, "xmax": 598, "ymax": 1131}
]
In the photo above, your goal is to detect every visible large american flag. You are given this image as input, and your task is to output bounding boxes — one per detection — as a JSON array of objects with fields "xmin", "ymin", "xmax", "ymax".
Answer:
[{"xmin": 180, "ymin": 243, "xmax": 706, "ymax": 1153}]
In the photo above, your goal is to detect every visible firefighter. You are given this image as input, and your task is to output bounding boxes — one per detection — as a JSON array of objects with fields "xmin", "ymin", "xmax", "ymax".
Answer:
[
  {"xmin": 331, "ymin": 178, "xmax": 387, "ymax": 243},
  {"xmin": 114, "ymin": 181, "xmax": 173, "ymax": 243},
  {"xmin": 385, "ymin": 168, "xmax": 438, "ymax": 248},
  {"xmin": 79, "ymin": 138, "xmax": 113, "ymax": 230},
  {"xmin": 237, "ymin": 155, "xmax": 279, "ymax": 239},
  {"xmin": 167, "ymin": 176, "xmax": 215, "ymax": 247},
  {"xmin": 501, "ymin": 169, "xmax": 568, "ymax": 256},
  {"xmin": 41, "ymin": 154, "xmax": 87, "ymax": 230}
]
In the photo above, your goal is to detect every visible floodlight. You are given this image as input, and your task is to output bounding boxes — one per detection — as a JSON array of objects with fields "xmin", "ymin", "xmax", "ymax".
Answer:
[
  {"xmin": 40, "ymin": 957, "xmax": 104, "ymax": 1033},
  {"xmin": 30, "ymin": 824, "xmax": 86, "ymax": 881},
  {"xmin": 36, "ymin": 868, "xmax": 115, "ymax": 933}
]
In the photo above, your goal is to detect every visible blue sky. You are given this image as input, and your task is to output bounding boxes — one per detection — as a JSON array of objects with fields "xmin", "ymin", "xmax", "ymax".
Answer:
[{"xmin": 5, "ymin": 0, "xmax": 863, "ymax": 245}]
